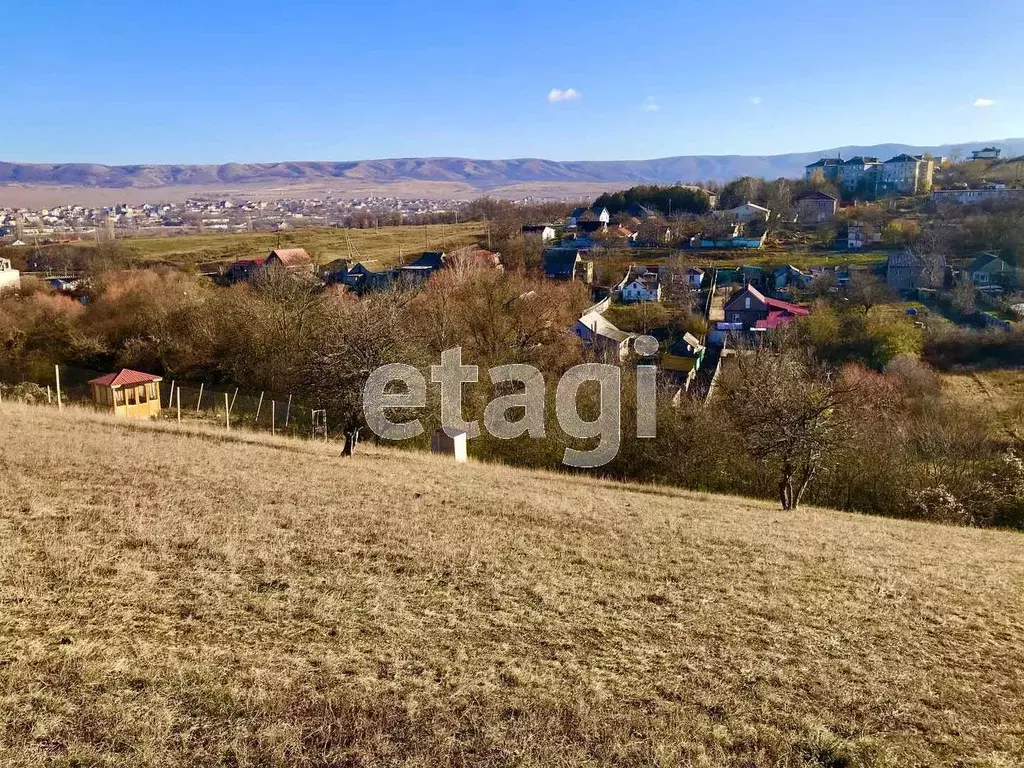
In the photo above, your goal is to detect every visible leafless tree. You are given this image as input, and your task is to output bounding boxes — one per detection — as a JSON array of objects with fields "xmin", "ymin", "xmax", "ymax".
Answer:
[{"xmin": 720, "ymin": 343, "xmax": 856, "ymax": 510}]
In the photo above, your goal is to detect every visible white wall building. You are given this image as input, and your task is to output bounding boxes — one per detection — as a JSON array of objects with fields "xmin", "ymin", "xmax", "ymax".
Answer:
[{"xmin": 0, "ymin": 258, "xmax": 21, "ymax": 293}]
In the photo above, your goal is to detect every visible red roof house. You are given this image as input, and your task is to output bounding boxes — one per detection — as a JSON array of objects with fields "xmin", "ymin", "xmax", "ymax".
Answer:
[{"xmin": 723, "ymin": 285, "xmax": 809, "ymax": 331}]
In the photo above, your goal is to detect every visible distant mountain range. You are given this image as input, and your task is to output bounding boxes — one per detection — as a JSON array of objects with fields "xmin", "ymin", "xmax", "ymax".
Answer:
[{"xmin": 3, "ymin": 139, "xmax": 1022, "ymax": 191}]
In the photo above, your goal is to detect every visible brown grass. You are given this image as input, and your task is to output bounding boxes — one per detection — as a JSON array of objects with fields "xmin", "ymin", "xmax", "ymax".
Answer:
[
  {"xmin": 1, "ymin": 403, "xmax": 1023, "ymax": 767},
  {"xmin": 941, "ymin": 370, "xmax": 1024, "ymax": 440},
  {"xmin": 97, "ymin": 223, "xmax": 486, "ymax": 268}
]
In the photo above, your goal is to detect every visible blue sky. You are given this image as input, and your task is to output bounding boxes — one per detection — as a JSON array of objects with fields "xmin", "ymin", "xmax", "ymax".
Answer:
[{"xmin": 3, "ymin": 0, "xmax": 1021, "ymax": 163}]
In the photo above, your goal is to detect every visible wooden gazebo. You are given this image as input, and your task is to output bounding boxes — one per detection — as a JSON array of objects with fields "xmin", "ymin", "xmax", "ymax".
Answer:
[{"xmin": 89, "ymin": 369, "xmax": 163, "ymax": 418}]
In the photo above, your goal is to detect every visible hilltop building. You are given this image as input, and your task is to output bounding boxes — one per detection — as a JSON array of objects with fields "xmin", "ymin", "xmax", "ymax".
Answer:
[
  {"xmin": 804, "ymin": 154, "xmax": 934, "ymax": 196},
  {"xmin": 971, "ymin": 147, "xmax": 1001, "ymax": 160}
]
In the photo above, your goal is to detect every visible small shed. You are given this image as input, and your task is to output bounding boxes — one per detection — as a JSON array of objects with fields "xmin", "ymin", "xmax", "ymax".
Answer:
[{"xmin": 89, "ymin": 369, "xmax": 163, "ymax": 418}]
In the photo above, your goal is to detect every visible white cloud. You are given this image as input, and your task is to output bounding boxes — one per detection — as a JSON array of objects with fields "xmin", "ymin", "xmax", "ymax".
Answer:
[
  {"xmin": 642, "ymin": 97, "xmax": 660, "ymax": 112},
  {"xmin": 749, "ymin": 96, "xmax": 763, "ymax": 105},
  {"xmin": 973, "ymin": 97, "xmax": 995, "ymax": 108},
  {"xmin": 547, "ymin": 88, "xmax": 582, "ymax": 104}
]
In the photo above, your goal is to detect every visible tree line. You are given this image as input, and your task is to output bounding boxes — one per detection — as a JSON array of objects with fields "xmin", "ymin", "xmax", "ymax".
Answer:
[{"xmin": 1, "ymin": 261, "xmax": 1020, "ymax": 528}]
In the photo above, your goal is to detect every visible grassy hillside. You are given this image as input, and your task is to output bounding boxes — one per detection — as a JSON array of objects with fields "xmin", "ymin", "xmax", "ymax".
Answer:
[
  {"xmin": 84, "ymin": 223, "xmax": 485, "ymax": 268},
  {"xmin": 942, "ymin": 370, "xmax": 1024, "ymax": 440},
  {"xmin": 1, "ymin": 405, "xmax": 1022, "ymax": 767}
]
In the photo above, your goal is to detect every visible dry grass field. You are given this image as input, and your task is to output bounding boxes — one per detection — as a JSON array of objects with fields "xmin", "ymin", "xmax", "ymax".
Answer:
[
  {"xmin": 942, "ymin": 370, "xmax": 1024, "ymax": 440},
  {"xmin": 1, "ymin": 404, "xmax": 1023, "ymax": 767},
  {"xmin": 97, "ymin": 223, "xmax": 486, "ymax": 268}
]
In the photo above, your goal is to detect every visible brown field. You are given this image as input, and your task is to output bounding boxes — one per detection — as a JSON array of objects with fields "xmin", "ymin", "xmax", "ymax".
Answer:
[
  {"xmin": 942, "ymin": 370, "xmax": 1024, "ymax": 440},
  {"xmin": 85, "ymin": 223, "xmax": 486, "ymax": 268},
  {"xmin": 1, "ymin": 404, "xmax": 1023, "ymax": 767}
]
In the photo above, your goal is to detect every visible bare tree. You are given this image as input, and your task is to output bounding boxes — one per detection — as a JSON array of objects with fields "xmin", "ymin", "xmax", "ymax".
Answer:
[
  {"xmin": 721, "ymin": 343, "xmax": 855, "ymax": 510},
  {"xmin": 301, "ymin": 288, "xmax": 413, "ymax": 455},
  {"xmin": 847, "ymin": 271, "xmax": 892, "ymax": 315}
]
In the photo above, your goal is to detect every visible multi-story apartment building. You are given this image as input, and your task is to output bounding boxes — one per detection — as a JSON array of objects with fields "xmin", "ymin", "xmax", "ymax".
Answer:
[
  {"xmin": 878, "ymin": 154, "xmax": 935, "ymax": 195},
  {"xmin": 804, "ymin": 154, "xmax": 933, "ymax": 196},
  {"xmin": 837, "ymin": 156, "xmax": 882, "ymax": 193}
]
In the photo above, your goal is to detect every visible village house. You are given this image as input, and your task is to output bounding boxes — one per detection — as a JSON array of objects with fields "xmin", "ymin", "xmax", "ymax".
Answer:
[
  {"xmin": 407, "ymin": 251, "xmax": 446, "ymax": 273},
  {"xmin": 543, "ymin": 249, "xmax": 593, "ymax": 283},
  {"xmin": 320, "ymin": 258, "xmax": 351, "ymax": 284},
  {"xmin": 624, "ymin": 203, "xmax": 657, "ymax": 219},
  {"xmin": 795, "ymin": 191, "xmax": 837, "ymax": 224},
  {"xmin": 965, "ymin": 252, "xmax": 1018, "ymax": 289},
  {"xmin": 343, "ymin": 261, "xmax": 392, "ymax": 292},
  {"xmin": 618, "ymin": 266, "xmax": 662, "ymax": 303},
  {"xmin": 972, "ymin": 147, "xmax": 1001, "ymax": 160},
  {"xmin": 225, "ymin": 257, "xmax": 267, "ymax": 283},
  {"xmin": 722, "ymin": 285, "xmax": 809, "ymax": 331},
  {"xmin": 265, "ymin": 247, "xmax": 314, "ymax": 272},
  {"xmin": 838, "ymin": 222, "xmax": 881, "ymax": 249},
  {"xmin": 89, "ymin": 369, "xmax": 163, "ymax": 419},
  {"xmin": 886, "ymin": 251, "xmax": 948, "ymax": 291},
  {"xmin": 714, "ymin": 202, "xmax": 770, "ymax": 224},
  {"xmin": 521, "ymin": 224, "xmax": 556, "ymax": 242},
  {"xmin": 574, "ymin": 310, "xmax": 632, "ymax": 361},
  {"xmin": 0, "ymin": 257, "xmax": 21, "ymax": 293},
  {"xmin": 774, "ymin": 264, "xmax": 812, "ymax": 291},
  {"xmin": 686, "ymin": 267, "xmax": 705, "ymax": 289},
  {"xmin": 566, "ymin": 206, "xmax": 610, "ymax": 228},
  {"xmin": 661, "ymin": 332, "xmax": 706, "ymax": 388}
]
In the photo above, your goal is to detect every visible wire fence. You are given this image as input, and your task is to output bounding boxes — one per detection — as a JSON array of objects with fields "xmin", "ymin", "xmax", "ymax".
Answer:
[{"xmin": 0, "ymin": 364, "xmax": 336, "ymax": 442}]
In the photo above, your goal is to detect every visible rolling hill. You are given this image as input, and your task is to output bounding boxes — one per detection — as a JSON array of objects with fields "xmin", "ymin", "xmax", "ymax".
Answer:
[
  {"xmin": 3, "ymin": 138, "xmax": 1023, "ymax": 193},
  {"xmin": 1, "ymin": 402, "xmax": 1022, "ymax": 767}
]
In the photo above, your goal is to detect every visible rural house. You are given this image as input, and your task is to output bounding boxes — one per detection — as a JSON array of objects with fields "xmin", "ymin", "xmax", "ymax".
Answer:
[
  {"xmin": 265, "ymin": 247, "xmax": 314, "ymax": 272},
  {"xmin": 972, "ymin": 147, "xmax": 1001, "ymax": 160},
  {"xmin": 408, "ymin": 251, "xmax": 446, "ymax": 272},
  {"xmin": 966, "ymin": 252, "xmax": 1018, "ymax": 289},
  {"xmin": 0, "ymin": 257, "xmax": 20, "ymax": 293},
  {"xmin": 722, "ymin": 285, "xmax": 809, "ymax": 330},
  {"xmin": 567, "ymin": 206, "xmax": 610, "ymax": 228},
  {"xmin": 886, "ymin": 251, "xmax": 947, "ymax": 291},
  {"xmin": 225, "ymin": 257, "xmax": 266, "ymax": 283},
  {"xmin": 795, "ymin": 191, "xmax": 837, "ymax": 224},
  {"xmin": 543, "ymin": 249, "xmax": 592, "ymax": 283},
  {"xmin": 522, "ymin": 224, "xmax": 556, "ymax": 242},
  {"xmin": 89, "ymin": 369, "xmax": 163, "ymax": 419},
  {"xmin": 715, "ymin": 202, "xmax": 770, "ymax": 224},
  {"xmin": 661, "ymin": 332, "xmax": 706, "ymax": 385},
  {"xmin": 774, "ymin": 264, "xmax": 811, "ymax": 291},
  {"xmin": 686, "ymin": 267, "xmax": 705, "ymax": 289},
  {"xmin": 619, "ymin": 271, "xmax": 662, "ymax": 303},
  {"xmin": 574, "ymin": 310, "xmax": 631, "ymax": 361}
]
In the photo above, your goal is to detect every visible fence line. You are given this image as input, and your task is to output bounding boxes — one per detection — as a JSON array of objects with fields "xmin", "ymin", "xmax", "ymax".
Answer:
[{"xmin": 0, "ymin": 364, "xmax": 336, "ymax": 442}]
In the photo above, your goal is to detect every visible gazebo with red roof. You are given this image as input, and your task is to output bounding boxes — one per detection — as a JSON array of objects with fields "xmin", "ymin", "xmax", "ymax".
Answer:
[{"xmin": 88, "ymin": 369, "xmax": 164, "ymax": 418}]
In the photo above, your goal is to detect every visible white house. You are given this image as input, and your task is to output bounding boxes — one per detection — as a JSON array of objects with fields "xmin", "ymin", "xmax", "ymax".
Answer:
[
  {"xmin": 567, "ymin": 206, "xmax": 610, "ymax": 228},
  {"xmin": 687, "ymin": 267, "xmax": 705, "ymax": 288},
  {"xmin": 523, "ymin": 224, "xmax": 556, "ymax": 242},
  {"xmin": 715, "ymin": 202, "xmax": 770, "ymax": 223},
  {"xmin": 972, "ymin": 147, "xmax": 1001, "ymax": 160},
  {"xmin": 0, "ymin": 258, "xmax": 21, "ymax": 293},
  {"xmin": 620, "ymin": 275, "xmax": 662, "ymax": 303},
  {"xmin": 574, "ymin": 311, "xmax": 632, "ymax": 360}
]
